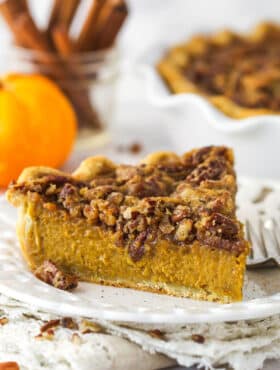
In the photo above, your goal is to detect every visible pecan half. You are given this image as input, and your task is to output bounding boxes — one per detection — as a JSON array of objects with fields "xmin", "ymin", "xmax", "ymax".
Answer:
[
  {"xmin": 172, "ymin": 205, "xmax": 191, "ymax": 223},
  {"xmin": 206, "ymin": 213, "xmax": 238, "ymax": 240},
  {"xmin": 128, "ymin": 231, "xmax": 147, "ymax": 262},
  {"xmin": 34, "ymin": 260, "xmax": 78, "ymax": 291},
  {"xmin": 187, "ymin": 159, "xmax": 225, "ymax": 185},
  {"xmin": 159, "ymin": 215, "xmax": 175, "ymax": 234}
]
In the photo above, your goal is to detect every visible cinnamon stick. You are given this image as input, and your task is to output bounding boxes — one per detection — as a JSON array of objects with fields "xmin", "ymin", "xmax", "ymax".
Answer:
[
  {"xmin": 13, "ymin": 12, "xmax": 51, "ymax": 52},
  {"xmin": 47, "ymin": 0, "xmax": 63, "ymax": 34},
  {"xmin": 48, "ymin": 0, "xmax": 81, "ymax": 33},
  {"xmin": 93, "ymin": 0, "xmax": 128, "ymax": 50},
  {"xmin": 0, "ymin": 0, "xmax": 30, "ymax": 46},
  {"xmin": 13, "ymin": 13, "xmax": 102, "ymax": 129},
  {"xmin": 61, "ymin": 0, "xmax": 81, "ymax": 30},
  {"xmin": 76, "ymin": 0, "xmax": 107, "ymax": 52},
  {"xmin": 52, "ymin": 25, "xmax": 74, "ymax": 56}
]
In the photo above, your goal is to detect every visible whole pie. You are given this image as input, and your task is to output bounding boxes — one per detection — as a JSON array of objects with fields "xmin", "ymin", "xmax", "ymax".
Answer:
[
  {"xmin": 7, "ymin": 146, "xmax": 250, "ymax": 303},
  {"xmin": 158, "ymin": 22, "xmax": 280, "ymax": 118}
]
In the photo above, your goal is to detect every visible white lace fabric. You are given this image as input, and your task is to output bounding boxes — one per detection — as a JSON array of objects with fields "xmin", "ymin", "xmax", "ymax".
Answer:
[{"xmin": 0, "ymin": 293, "xmax": 280, "ymax": 370}]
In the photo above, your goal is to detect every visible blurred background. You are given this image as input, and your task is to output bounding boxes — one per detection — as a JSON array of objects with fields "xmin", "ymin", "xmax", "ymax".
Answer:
[
  {"xmin": 1, "ymin": 0, "xmax": 280, "ymax": 183},
  {"xmin": 2, "ymin": 0, "xmax": 280, "ymax": 103}
]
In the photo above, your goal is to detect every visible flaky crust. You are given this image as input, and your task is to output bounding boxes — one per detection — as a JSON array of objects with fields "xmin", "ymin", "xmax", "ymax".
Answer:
[
  {"xmin": 11, "ymin": 149, "xmax": 232, "ymax": 186},
  {"xmin": 157, "ymin": 22, "xmax": 280, "ymax": 119}
]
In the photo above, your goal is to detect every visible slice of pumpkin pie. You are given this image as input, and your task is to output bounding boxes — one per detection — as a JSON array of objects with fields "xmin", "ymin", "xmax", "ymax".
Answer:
[{"xmin": 7, "ymin": 146, "xmax": 250, "ymax": 303}]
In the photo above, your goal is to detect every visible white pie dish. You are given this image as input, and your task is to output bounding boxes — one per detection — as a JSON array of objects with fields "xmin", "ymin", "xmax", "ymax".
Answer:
[{"xmin": 139, "ymin": 46, "xmax": 280, "ymax": 179}]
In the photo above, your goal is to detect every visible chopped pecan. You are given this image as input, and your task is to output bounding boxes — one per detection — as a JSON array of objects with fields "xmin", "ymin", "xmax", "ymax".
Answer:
[
  {"xmin": 35, "ymin": 329, "xmax": 55, "ymax": 341},
  {"xmin": 0, "ymin": 317, "xmax": 8, "ymax": 326},
  {"xmin": 116, "ymin": 165, "xmax": 138, "ymax": 182},
  {"xmin": 159, "ymin": 215, "xmax": 175, "ymax": 234},
  {"xmin": 45, "ymin": 184, "xmax": 58, "ymax": 195},
  {"xmin": 40, "ymin": 319, "xmax": 60, "ymax": 333},
  {"xmin": 83, "ymin": 203, "xmax": 99, "ymax": 222},
  {"xmin": 191, "ymin": 334, "xmax": 205, "ymax": 343},
  {"xmin": 59, "ymin": 183, "xmax": 80, "ymax": 203},
  {"xmin": 83, "ymin": 185, "xmax": 115, "ymax": 200},
  {"xmin": 80, "ymin": 320, "xmax": 104, "ymax": 334},
  {"xmin": 128, "ymin": 231, "xmax": 147, "ymax": 262},
  {"xmin": 107, "ymin": 192, "xmax": 124, "ymax": 205},
  {"xmin": 122, "ymin": 206, "xmax": 138, "ymax": 220},
  {"xmin": 192, "ymin": 146, "xmax": 212, "ymax": 166},
  {"xmin": 61, "ymin": 317, "xmax": 79, "ymax": 330},
  {"xmin": 148, "ymin": 329, "xmax": 165, "ymax": 340},
  {"xmin": 125, "ymin": 175, "xmax": 168, "ymax": 198},
  {"xmin": 124, "ymin": 215, "xmax": 147, "ymax": 234},
  {"xmin": 187, "ymin": 159, "xmax": 225, "ymax": 185},
  {"xmin": 99, "ymin": 202, "xmax": 118, "ymax": 226},
  {"xmin": 141, "ymin": 198, "xmax": 157, "ymax": 215},
  {"xmin": 175, "ymin": 219, "xmax": 193, "ymax": 241},
  {"xmin": 206, "ymin": 213, "xmax": 238, "ymax": 240},
  {"xmin": 171, "ymin": 205, "xmax": 191, "ymax": 223},
  {"xmin": 35, "ymin": 260, "xmax": 78, "ymax": 291},
  {"xmin": 198, "ymin": 235, "xmax": 245, "ymax": 253}
]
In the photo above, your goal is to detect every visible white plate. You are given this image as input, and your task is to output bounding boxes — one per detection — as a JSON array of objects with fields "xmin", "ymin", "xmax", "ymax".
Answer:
[
  {"xmin": 1, "ymin": 177, "xmax": 280, "ymax": 324},
  {"xmin": 139, "ymin": 47, "xmax": 280, "ymax": 179}
]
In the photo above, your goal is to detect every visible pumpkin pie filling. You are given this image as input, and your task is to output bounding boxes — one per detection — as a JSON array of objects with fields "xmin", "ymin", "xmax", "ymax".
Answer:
[
  {"xmin": 7, "ymin": 146, "xmax": 250, "ymax": 303},
  {"xmin": 158, "ymin": 22, "xmax": 280, "ymax": 118}
]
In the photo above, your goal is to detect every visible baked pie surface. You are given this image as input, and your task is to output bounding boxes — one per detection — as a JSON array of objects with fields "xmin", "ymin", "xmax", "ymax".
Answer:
[
  {"xmin": 7, "ymin": 146, "xmax": 250, "ymax": 303},
  {"xmin": 158, "ymin": 23, "xmax": 280, "ymax": 118}
]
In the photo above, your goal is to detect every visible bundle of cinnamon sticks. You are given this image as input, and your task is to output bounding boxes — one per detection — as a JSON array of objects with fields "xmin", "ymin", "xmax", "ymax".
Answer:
[{"xmin": 0, "ymin": 0, "xmax": 128, "ymax": 129}]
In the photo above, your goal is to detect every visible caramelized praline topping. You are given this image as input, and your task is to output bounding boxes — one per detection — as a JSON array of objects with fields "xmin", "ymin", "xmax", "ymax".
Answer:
[{"xmin": 9, "ymin": 146, "xmax": 245, "ymax": 261}]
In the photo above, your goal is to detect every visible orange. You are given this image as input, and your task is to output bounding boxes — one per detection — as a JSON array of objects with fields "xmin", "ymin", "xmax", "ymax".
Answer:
[{"xmin": 0, "ymin": 74, "xmax": 77, "ymax": 187}]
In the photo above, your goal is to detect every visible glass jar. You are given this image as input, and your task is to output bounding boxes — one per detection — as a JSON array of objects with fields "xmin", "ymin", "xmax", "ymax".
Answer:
[{"xmin": 0, "ymin": 45, "xmax": 120, "ymax": 149}]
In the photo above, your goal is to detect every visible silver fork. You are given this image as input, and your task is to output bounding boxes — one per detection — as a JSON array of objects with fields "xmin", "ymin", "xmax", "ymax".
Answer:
[{"xmin": 245, "ymin": 218, "xmax": 280, "ymax": 268}]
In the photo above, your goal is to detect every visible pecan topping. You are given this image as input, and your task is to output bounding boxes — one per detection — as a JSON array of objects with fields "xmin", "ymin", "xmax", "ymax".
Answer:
[
  {"xmin": 107, "ymin": 192, "xmax": 124, "ymax": 205},
  {"xmin": 159, "ymin": 215, "xmax": 175, "ymax": 234},
  {"xmin": 206, "ymin": 213, "xmax": 239, "ymax": 240},
  {"xmin": 175, "ymin": 219, "xmax": 193, "ymax": 241},
  {"xmin": 172, "ymin": 205, "xmax": 191, "ymax": 223},
  {"xmin": 128, "ymin": 231, "xmax": 147, "ymax": 262},
  {"xmin": 192, "ymin": 146, "xmax": 213, "ymax": 166},
  {"xmin": 116, "ymin": 165, "xmax": 138, "ymax": 182},
  {"xmin": 9, "ymin": 146, "xmax": 245, "ymax": 260},
  {"xmin": 83, "ymin": 203, "xmax": 99, "ymax": 222},
  {"xmin": 187, "ymin": 159, "xmax": 225, "ymax": 185},
  {"xmin": 35, "ymin": 260, "xmax": 78, "ymax": 291}
]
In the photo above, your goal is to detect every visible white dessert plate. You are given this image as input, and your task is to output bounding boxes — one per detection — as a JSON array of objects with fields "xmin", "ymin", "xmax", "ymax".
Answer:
[
  {"xmin": 1, "ymin": 177, "xmax": 280, "ymax": 324},
  {"xmin": 138, "ymin": 47, "xmax": 280, "ymax": 179}
]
